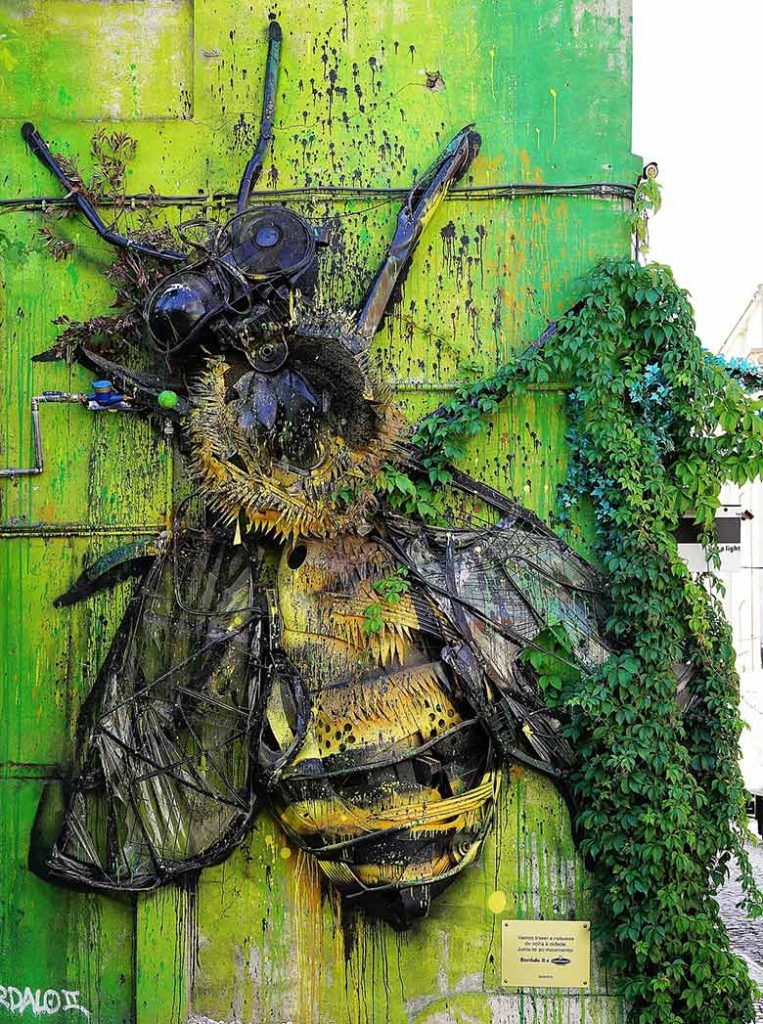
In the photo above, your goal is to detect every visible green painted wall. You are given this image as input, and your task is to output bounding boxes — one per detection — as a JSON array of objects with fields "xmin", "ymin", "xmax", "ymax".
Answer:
[{"xmin": 0, "ymin": 2, "xmax": 640, "ymax": 1021}]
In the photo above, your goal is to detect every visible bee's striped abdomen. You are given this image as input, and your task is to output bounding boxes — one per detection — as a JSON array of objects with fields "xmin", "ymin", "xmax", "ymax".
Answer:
[{"xmin": 264, "ymin": 537, "xmax": 500, "ymax": 927}]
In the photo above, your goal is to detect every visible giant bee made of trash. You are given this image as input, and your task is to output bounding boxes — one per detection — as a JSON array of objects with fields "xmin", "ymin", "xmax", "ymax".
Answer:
[{"xmin": 10, "ymin": 20, "xmax": 614, "ymax": 930}]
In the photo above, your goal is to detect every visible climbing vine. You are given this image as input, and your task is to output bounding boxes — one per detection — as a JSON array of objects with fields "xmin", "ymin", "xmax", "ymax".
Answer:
[
  {"xmin": 628, "ymin": 171, "xmax": 662, "ymax": 256},
  {"xmin": 399, "ymin": 258, "xmax": 763, "ymax": 1024}
]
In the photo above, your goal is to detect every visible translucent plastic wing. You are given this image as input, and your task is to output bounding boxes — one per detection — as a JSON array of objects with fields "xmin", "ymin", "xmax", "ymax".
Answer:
[
  {"xmin": 31, "ymin": 529, "xmax": 269, "ymax": 892},
  {"xmin": 389, "ymin": 508, "xmax": 613, "ymax": 785}
]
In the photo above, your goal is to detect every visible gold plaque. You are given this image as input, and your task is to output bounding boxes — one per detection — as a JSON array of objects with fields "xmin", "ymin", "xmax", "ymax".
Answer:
[{"xmin": 501, "ymin": 919, "xmax": 591, "ymax": 988}]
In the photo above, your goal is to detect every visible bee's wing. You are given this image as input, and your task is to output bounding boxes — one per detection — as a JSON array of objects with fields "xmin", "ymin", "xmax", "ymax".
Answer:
[
  {"xmin": 392, "ymin": 511, "xmax": 612, "ymax": 781},
  {"xmin": 31, "ymin": 530, "xmax": 266, "ymax": 892}
]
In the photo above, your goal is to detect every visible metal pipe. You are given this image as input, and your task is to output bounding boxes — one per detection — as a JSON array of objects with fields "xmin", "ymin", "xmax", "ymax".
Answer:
[
  {"xmin": 0, "ymin": 392, "xmax": 86, "ymax": 478},
  {"xmin": 21, "ymin": 123, "xmax": 186, "ymax": 264}
]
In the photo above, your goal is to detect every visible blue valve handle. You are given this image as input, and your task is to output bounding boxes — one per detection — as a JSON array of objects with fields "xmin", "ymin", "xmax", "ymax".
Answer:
[{"xmin": 86, "ymin": 380, "xmax": 132, "ymax": 411}]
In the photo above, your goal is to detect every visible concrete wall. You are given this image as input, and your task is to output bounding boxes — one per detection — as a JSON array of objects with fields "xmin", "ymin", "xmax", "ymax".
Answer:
[{"xmin": 0, "ymin": 2, "xmax": 640, "ymax": 1021}]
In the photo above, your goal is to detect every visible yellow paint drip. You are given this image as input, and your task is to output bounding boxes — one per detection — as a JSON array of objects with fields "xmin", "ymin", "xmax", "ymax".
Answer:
[
  {"xmin": 549, "ymin": 87, "xmax": 557, "ymax": 143},
  {"xmin": 487, "ymin": 889, "xmax": 507, "ymax": 914}
]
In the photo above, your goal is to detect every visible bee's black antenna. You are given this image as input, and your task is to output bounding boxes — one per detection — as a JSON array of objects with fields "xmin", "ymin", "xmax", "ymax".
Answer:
[
  {"xmin": 353, "ymin": 125, "xmax": 481, "ymax": 349},
  {"xmin": 236, "ymin": 20, "xmax": 282, "ymax": 214},
  {"xmin": 20, "ymin": 122, "xmax": 186, "ymax": 264}
]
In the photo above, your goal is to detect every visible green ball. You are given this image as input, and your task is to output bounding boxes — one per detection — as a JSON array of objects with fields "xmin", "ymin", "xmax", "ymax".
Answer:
[{"xmin": 157, "ymin": 389, "xmax": 178, "ymax": 410}]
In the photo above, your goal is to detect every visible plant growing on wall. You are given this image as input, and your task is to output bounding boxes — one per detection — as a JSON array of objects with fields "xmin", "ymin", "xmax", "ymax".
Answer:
[{"xmin": 404, "ymin": 256, "xmax": 763, "ymax": 1024}]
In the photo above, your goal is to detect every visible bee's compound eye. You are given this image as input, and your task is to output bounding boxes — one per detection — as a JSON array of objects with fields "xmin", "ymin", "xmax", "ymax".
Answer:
[
  {"xmin": 228, "ymin": 207, "xmax": 315, "ymax": 282},
  {"xmin": 147, "ymin": 272, "xmax": 221, "ymax": 350}
]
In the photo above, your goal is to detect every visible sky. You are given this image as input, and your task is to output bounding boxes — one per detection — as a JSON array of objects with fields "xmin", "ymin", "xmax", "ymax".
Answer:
[{"xmin": 631, "ymin": 1, "xmax": 763, "ymax": 351}]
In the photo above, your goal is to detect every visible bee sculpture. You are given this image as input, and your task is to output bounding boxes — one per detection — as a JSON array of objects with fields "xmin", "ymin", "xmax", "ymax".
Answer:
[{"xmin": 17, "ymin": 20, "xmax": 612, "ymax": 929}]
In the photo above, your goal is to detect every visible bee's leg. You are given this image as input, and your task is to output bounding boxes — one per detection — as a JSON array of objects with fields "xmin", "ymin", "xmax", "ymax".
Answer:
[
  {"xmin": 53, "ymin": 538, "xmax": 162, "ymax": 608},
  {"xmin": 236, "ymin": 20, "xmax": 282, "ymax": 213},
  {"xmin": 352, "ymin": 125, "xmax": 481, "ymax": 349},
  {"xmin": 20, "ymin": 123, "xmax": 185, "ymax": 264}
]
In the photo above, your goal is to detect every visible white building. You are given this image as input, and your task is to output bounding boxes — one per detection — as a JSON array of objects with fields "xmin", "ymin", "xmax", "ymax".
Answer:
[{"xmin": 683, "ymin": 286, "xmax": 763, "ymax": 797}]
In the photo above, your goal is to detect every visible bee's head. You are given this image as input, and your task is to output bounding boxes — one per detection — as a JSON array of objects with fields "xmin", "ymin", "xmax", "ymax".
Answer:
[
  {"xmin": 186, "ymin": 310, "xmax": 405, "ymax": 539},
  {"xmin": 144, "ymin": 208, "xmax": 322, "ymax": 358}
]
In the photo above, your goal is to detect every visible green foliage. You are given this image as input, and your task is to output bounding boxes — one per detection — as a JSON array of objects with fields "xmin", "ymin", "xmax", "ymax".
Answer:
[
  {"xmin": 375, "ymin": 463, "xmax": 444, "ymax": 523},
  {"xmin": 363, "ymin": 602, "xmax": 385, "ymax": 635},
  {"xmin": 406, "ymin": 258, "xmax": 763, "ymax": 1023},
  {"xmin": 412, "ymin": 356, "xmax": 527, "ymax": 487},
  {"xmin": 330, "ymin": 483, "xmax": 360, "ymax": 507},
  {"xmin": 371, "ymin": 565, "xmax": 409, "ymax": 604},
  {"xmin": 363, "ymin": 567, "xmax": 410, "ymax": 636},
  {"xmin": 628, "ymin": 174, "xmax": 663, "ymax": 256},
  {"xmin": 521, "ymin": 626, "xmax": 582, "ymax": 702}
]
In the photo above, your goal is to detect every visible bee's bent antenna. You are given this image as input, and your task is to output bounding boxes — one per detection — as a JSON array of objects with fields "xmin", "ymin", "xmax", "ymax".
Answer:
[
  {"xmin": 353, "ymin": 125, "xmax": 481, "ymax": 348},
  {"xmin": 236, "ymin": 20, "xmax": 282, "ymax": 214},
  {"xmin": 20, "ymin": 122, "xmax": 186, "ymax": 264}
]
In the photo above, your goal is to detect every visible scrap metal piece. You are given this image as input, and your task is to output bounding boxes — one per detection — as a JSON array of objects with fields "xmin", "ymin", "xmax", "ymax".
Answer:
[
  {"xmin": 353, "ymin": 124, "xmax": 481, "ymax": 346},
  {"xmin": 21, "ymin": 122, "xmax": 185, "ymax": 263},
  {"xmin": 236, "ymin": 20, "xmax": 282, "ymax": 213}
]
